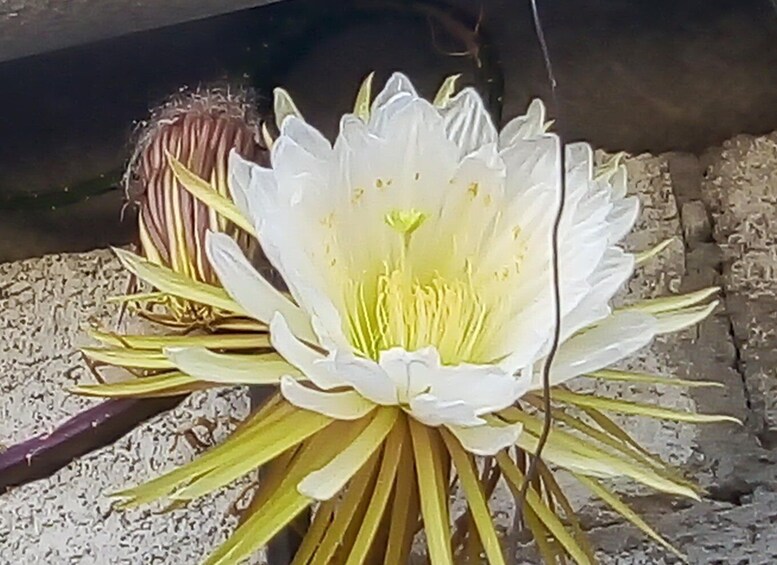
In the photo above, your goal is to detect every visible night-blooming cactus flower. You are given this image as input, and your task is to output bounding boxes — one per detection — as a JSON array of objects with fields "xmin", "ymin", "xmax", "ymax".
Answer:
[
  {"xmin": 82, "ymin": 73, "xmax": 734, "ymax": 565},
  {"xmin": 181, "ymin": 73, "xmax": 711, "ymax": 457}
]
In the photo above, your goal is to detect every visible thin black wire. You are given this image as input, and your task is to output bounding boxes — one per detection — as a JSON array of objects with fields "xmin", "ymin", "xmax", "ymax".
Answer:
[{"xmin": 518, "ymin": 0, "xmax": 567, "ymax": 507}]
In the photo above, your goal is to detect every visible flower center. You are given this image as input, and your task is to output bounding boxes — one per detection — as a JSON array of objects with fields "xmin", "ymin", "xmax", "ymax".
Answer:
[
  {"xmin": 345, "ymin": 268, "xmax": 490, "ymax": 365},
  {"xmin": 344, "ymin": 208, "xmax": 491, "ymax": 365}
]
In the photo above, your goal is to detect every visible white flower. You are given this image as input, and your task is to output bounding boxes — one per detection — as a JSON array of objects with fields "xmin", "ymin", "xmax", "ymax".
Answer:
[{"xmin": 175, "ymin": 73, "xmax": 700, "ymax": 456}]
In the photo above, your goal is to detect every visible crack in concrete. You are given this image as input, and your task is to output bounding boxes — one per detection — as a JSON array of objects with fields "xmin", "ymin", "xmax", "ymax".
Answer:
[
  {"xmin": 720, "ymin": 293, "xmax": 753, "ymax": 416},
  {"xmin": 667, "ymin": 152, "xmax": 755, "ymax": 422}
]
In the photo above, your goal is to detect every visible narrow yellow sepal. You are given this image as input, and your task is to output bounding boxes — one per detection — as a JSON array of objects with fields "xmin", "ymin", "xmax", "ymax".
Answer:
[
  {"xmin": 106, "ymin": 291, "xmax": 167, "ymax": 304},
  {"xmin": 502, "ymin": 407, "xmax": 700, "ymax": 499},
  {"xmin": 441, "ymin": 430, "xmax": 506, "ymax": 565},
  {"xmin": 166, "ymin": 152, "xmax": 256, "ymax": 237},
  {"xmin": 654, "ymin": 300, "xmax": 719, "ymax": 334},
  {"xmin": 536, "ymin": 464, "xmax": 597, "ymax": 560},
  {"xmin": 588, "ymin": 368, "xmax": 724, "ymax": 388},
  {"xmin": 635, "ymin": 237, "xmax": 676, "ymax": 266},
  {"xmin": 110, "ymin": 400, "xmax": 294, "ymax": 507},
  {"xmin": 203, "ymin": 420, "xmax": 352, "ymax": 565},
  {"xmin": 344, "ymin": 417, "xmax": 406, "ymax": 565},
  {"xmin": 290, "ymin": 419, "xmax": 377, "ymax": 565},
  {"xmin": 409, "ymin": 420, "xmax": 454, "ymax": 565},
  {"xmin": 550, "ymin": 389, "xmax": 741, "ymax": 425},
  {"xmin": 308, "ymin": 452, "xmax": 382, "ymax": 565},
  {"xmin": 433, "ymin": 74, "xmax": 461, "ymax": 108},
  {"xmin": 620, "ymin": 286, "xmax": 719, "ymax": 314},
  {"xmin": 354, "ymin": 71, "xmax": 375, "ymax": 121},
  {"xmin": 261, "ymin": 121, "xmax": 275, "ymax": 150},
  {"xmin": 80, "ymin": 347, "xmax": 173, "ymax": 369},
  {"xmin": 113, "ymin": 248, "xmax": 245, "ymax": 316},
  {"xmin": 171, "ymin": 409, "xmax": 333, "ymax": 501},
  {"xmin": 274, "ymin": 87, "xmax": 303, "ymax": 129},
  {"xmin": 496, "ymin": 452, "xmax": 593, "ymax": 565},
  {"xmin": 290, "ymin": 499, "xmax": 336, "ymax": 565},
  {"xmin": 383, "ymin": 432, "xmax": 419, "ymax": 565},
  {"xmin": 525, "ymin": 398, "xmax": 700, "ymax": 495},
  {"xmin": 298, "ymin": 407, "xmax": 398, "ymax": 501},
  {"xmin": 204, "ymin": 478, "xmax": 311, "ymax": 565},
  {"xmin": 71, "ymin": 372, "xmax": 206, "ymax": 398},
  {"xmin": 574, "ymin": 474, "xmax": 686, "ymax": 560},
  {"xmin": 594, "ymin": 151, "xmax": 627, "ymax": 180},
  {"xmin": 88, "ymin": 329, "xmax": 270, "ymax": 351}
]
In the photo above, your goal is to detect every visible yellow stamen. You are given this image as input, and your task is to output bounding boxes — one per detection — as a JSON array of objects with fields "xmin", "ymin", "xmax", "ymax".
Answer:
[{"xmin": 345, "ymin": 265, "xmax": 489, "ymax": 365}]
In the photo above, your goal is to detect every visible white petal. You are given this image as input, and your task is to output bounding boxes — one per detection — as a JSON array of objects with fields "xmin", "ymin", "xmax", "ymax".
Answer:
[
  {"xmin": 441, "ymin": 87, "xmax": 497, "ymax": 156},
  {"xmin": 610, "ymin": 166, "xmax": 628, "ymax": 199},
  {"xmin": 270, "ymin": 135, "xmax": 329, "ymax": 207},
  {"xmin": 500, "ymin": 134, "xmax": 561, "ymax": 199},
  {"xmin": 545, "ymin": 311, "xmax": 658, "ymax": 387},
  {"xmin": 269, "ymin": 313, "xmax": 346, "ymax": 390},
  {"xmin": 325, "ymin": 352, "xmax": 398, "ymax": 405},
  {"xmin": 409, "ymin": 395, "xmax": 484, "ymax": 427},
  {"xmin": 436, "ymin": 365, "xmax": 527, "ymax": 414},
  {"xmin": 565, "ymin": 142, "xmax": 595, "ymax": 186},
  {"xmin": 560, "ymin": 249, "xmax": 635, "ymax": 339},
  {"xmin": 371, "ymin": 72, "xmax": 418, "ymax": 113},
  {"xmin": 606, "ymin": 196, "xmax": 640, "ymax": 245},
  {"xmin": 379, "ymin": 347, "xmax": 527, "ymax": 415},
  {"xmin": 166, "ymin": 348, "xmax": 298, "ymax": 384},
  {"xmin": 254, "ymin": 212, "xmax": 353, "ymax": 352},
  {"xmin": 447, "ymin": 421, "xmax": 523, "ymax": 456},
  {"xmin": 335, "ymin": 113, "xmax": 372, "ymax": 152},
  {"xmin": 280, "ymin": 115, "xmax": 332, "ymax": 161},
  {"xmin": 498, "ymin": 98, "xmax": 546, "ymax": 148},
  {"xmin": 206, "ymin": 231, "xmax": 317, "ymax": 344},
  {"xmin": 280, "ymin": 375, "xmax": 376, "ymax": 420},
  {"xmin": 378, "ymin": 347, "xmax": 439, "ymax": 400},
  {"xmin": 227, "ymin": 149, "xmax": 255, "ymax": 220}
]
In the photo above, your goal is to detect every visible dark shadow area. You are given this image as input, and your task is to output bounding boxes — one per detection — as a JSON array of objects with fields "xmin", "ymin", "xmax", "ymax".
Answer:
[{"xmin": 0, "ymin": 0, "xmax": 775, "ymax": 261}]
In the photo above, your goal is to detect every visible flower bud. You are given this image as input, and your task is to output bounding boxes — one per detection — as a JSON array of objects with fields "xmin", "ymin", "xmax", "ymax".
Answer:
[{"xmin": 124, "ymin": 86, "xmax": 268, "ymax": 323}]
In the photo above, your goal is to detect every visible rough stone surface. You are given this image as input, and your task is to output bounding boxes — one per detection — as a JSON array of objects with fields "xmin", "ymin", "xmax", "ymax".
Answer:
[
  {"xmin": 699, "ymin": 134, "xmax": 777, "ymax": 442},
  {"xmin": 0, "ymin": 251, "xmax": 258, "ymax": 564}
]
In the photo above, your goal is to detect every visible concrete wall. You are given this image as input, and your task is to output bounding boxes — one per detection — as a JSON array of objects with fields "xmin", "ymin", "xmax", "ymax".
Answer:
[
  {"xmin": 2, "ymin": 134, "xmax": 777, "ymax": 562},
  {"xmin": 0, "ymin": 252, "xmax": 258, "ymax": 563}
]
